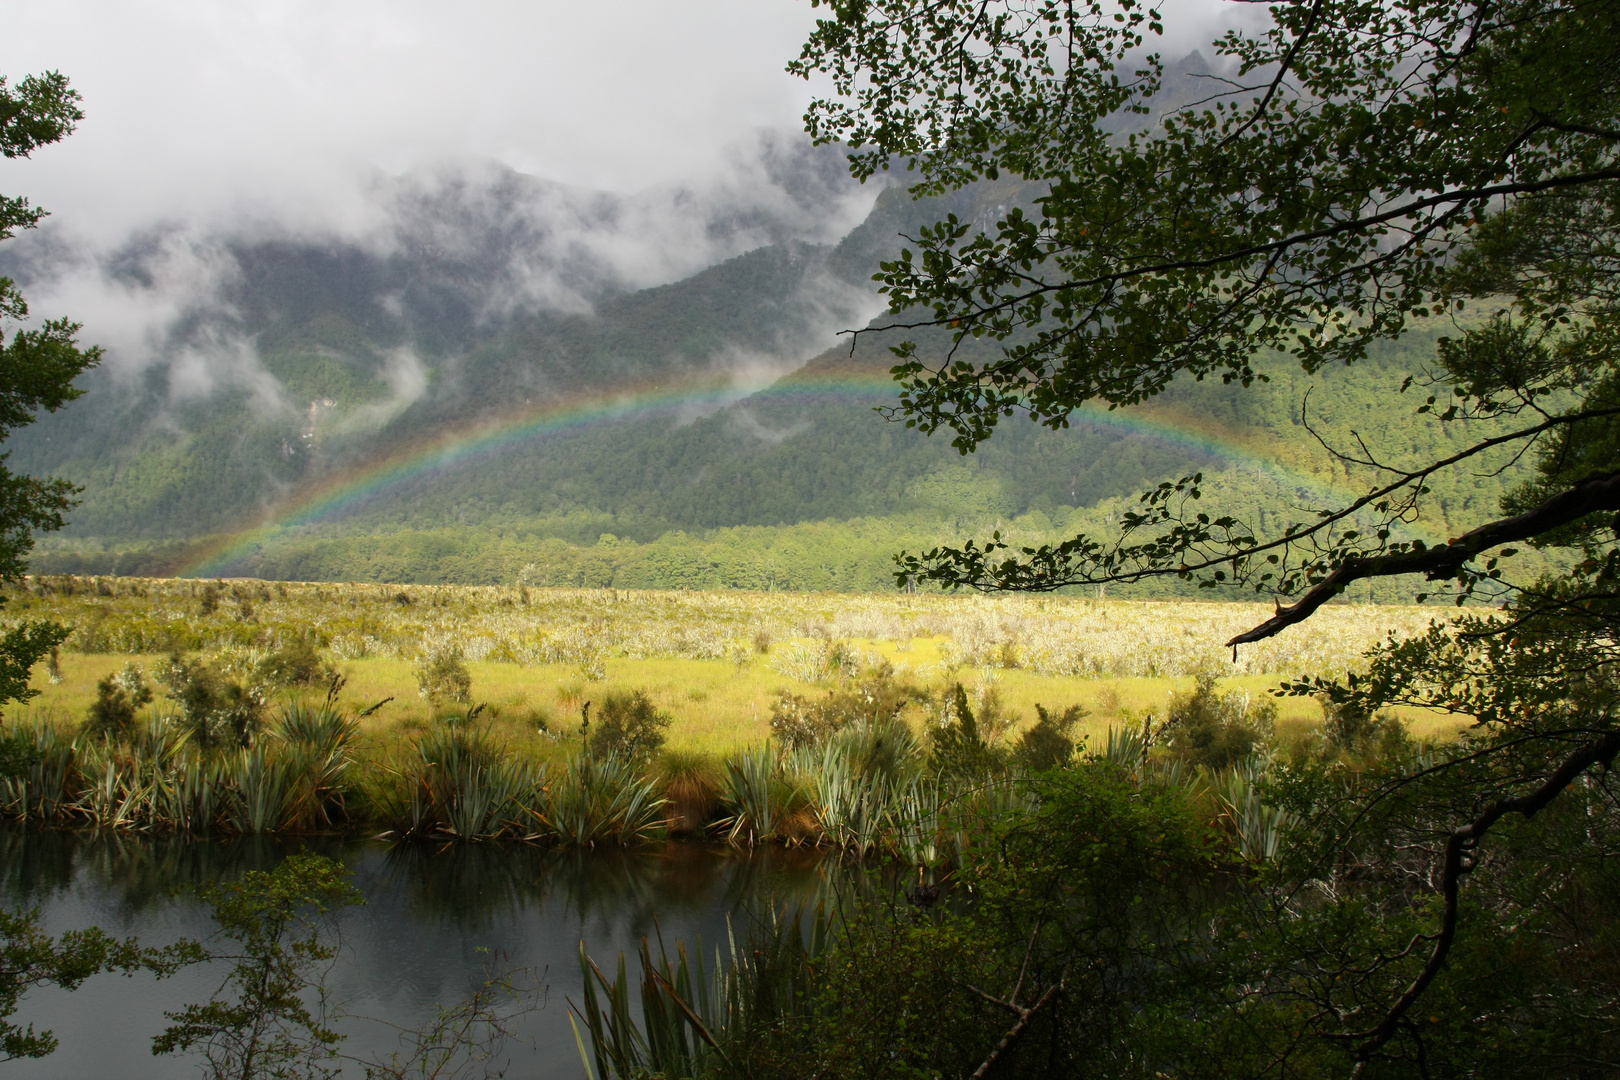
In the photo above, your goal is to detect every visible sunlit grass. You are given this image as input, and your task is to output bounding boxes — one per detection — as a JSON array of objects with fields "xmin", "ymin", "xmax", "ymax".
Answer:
[{"xmin": 13, "ymin": 577, "xmax": 1468, "ymax": 751}]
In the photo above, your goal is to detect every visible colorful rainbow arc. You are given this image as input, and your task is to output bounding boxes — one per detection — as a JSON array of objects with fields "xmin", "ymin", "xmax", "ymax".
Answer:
[{"xmin": 179, "ymin": 370, "xmax": 1351, "ymax": 578}]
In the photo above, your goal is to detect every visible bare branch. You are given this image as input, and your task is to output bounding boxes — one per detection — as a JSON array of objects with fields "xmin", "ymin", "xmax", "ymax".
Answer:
[
  {"xmin": 1344, "ymin": 731, "xmax": 1620, "ymax": 1067},
  {"xmin": 968, "ymin": 980, "xmax": 1064, "ymax": 1080}
]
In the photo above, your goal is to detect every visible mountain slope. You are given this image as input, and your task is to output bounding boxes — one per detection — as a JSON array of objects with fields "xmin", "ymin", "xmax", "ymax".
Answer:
[{"xmin": 2, "ymin": 70, "xmax": 1547, "ymax": 591}]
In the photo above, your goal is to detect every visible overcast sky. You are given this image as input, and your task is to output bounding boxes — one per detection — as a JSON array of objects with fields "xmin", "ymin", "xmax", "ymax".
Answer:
[{"xmin": 0, "ymin": 0, "xmax": 1253, "ymax": 243}]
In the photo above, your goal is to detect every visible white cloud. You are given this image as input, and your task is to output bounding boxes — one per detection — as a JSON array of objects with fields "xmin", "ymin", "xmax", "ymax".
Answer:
[
  {"xmin": 0, "ymin": 0, "xmax": 1248, "ymax": 413},
  {"xmin": 0, "ymin": 0, "xmax": 1249, "ymax": 244},
  {"xmin": 0, "ymin": 0, "xmax": 832, "ymax": 241}
]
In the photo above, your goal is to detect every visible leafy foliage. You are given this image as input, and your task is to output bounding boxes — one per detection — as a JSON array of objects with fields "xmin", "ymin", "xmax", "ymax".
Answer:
[
  {"xmin": 83, "ymin": 661, "xmax": 153, "ymax": 740},
  {"xmin": 414, "ymin": 645, "xmax": 472, "ymax": 710},
  {"xmin": 590, "ymin": 689, "xmax": 671, "ymax": 763},
  {"xmin": 767, "ymin": 663, "xmax": 922, "ymax": 749},
  {"xmin": 788, "ymin": 0, "xmax": 1620, "ymax": 1069},
  {"xmin": 0, "ymin": 904, "xmax": 200, "ymax": 1062},
  {"xmin": 1163, "ymin": 671, "xmax": 1276, "ymax": 772},
  {"xmin": 157, "ymin": 652, "xmax": 265, "ymax": 751},
  {"xmin": 153, "ymin": 853, "xmax": 364, "ymax": 1080},
  {"xmin": 1009, "ymin": 701, "xmax": 1085, "ymax": 771},
  {"xmin": 0, "ymin": 68, "xmax": 101, "ymax": 709},
  {"xmin": 254, "ymin": 633, "xmax": 336, "ymax": 691},
  {"xmin": 929, "ymin": 683, "xmax": 1003, "ymax": 778}
]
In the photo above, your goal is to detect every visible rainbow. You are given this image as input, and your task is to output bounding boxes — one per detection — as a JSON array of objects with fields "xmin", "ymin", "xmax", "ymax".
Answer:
[{"xmin": 179, "ymin": 369, "xmax": 1355, "ymax": 578}]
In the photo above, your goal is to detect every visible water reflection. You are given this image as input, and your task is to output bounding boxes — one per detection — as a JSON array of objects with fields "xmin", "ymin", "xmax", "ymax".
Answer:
[{"xmin": 0, "ymin": 829, "xmax": 841, "ymax": 1078}]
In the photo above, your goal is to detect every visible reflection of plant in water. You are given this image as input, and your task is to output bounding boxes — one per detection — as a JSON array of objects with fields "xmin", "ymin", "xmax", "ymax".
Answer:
[
  {"xmin": 153, "ymin": 853, "xmax": 364, "ymax": 1079},
  {"xmin": 0, "ymin": 904, "xmax": 202, "ymax": 1063},
  {"xmin": 155, "ymin": 852, "xmax": 550, "ymax": 1080},
  {"xmin": 348, "ymin": 948, "xmax": 545, "ymax": 1080}
]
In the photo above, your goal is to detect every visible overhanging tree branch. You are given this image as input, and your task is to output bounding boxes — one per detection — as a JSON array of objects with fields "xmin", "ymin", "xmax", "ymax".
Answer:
[
  {"xmin": 902, "ymin": 404, "xmax": 1620, "ymax": 594},
  {"xmin": 853, "ymin": 166, "xmax": 1620, "ymax": 346},
  {"xmin": 1227, "ymin": 466, "xmax": 1620, "ymax": 647}
]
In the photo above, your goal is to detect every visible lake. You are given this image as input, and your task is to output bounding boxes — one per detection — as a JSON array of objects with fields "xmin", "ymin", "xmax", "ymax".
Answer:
[{"xmin": 0, "ymin": 829, "xmax": 837, "ymax": 1078}]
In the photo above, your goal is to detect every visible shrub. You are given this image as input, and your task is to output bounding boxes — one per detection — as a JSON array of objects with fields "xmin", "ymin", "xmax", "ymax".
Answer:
[
  {"xmin": 157, "ymin": 654, "xmax": 264, "ymax": 751},
  {"xmin": 1319, "ymin": 697, "xmax": 1411, "ymax": 764},
  {"xmin": 769, "ymin": 664, "xmax": 924, "ymax": 749},
  {"xmin": 414, "ymin": 646, "xmax": 472, "ymax": 709},
  {"xmin": 1164, "ymin": 672, "xmax": 1276, "ymax": 771},
  {"xmin": 254, "ymin": 634, "xmax": 335, "ymax": 690},
  {"xmin": 84, "ymin": 662, "xmax": 154, "ymax": 741},
  {"xmin": 930, "ymin": 684, "xmax": 1003, "ymax": 778},
  {"xmin": 968, "ymin": 683, "xmax": 1018, "ymax": 744},
  {"xmin": 769, "ymin": 691, "xmax": 846, "ymax": 749},
  {"xmin": 1012, "ymin": 703, "xmax": 1087, "ymax": 771},
  {"xmin": 591, "ymin": 690, "xmax": 670, "ymax": 762}
]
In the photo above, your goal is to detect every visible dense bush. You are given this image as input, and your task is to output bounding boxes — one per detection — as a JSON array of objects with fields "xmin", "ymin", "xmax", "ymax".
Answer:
[
  {"xmin": 1010, "ymin": 702, "xmax": 1086, "ymax": 771},
  {"xmin": 1318, "ymin": 697, "xmax": 1411, "ymax": 764},
  {"xmin": 253, "ymin": 634, "xmax": 336, "ymax": 690},
  {"xmin": 929, "ymin": 683, "xmax": 1004, "ymax": 777},
  {"xmin": 156, "ymin": 654, "xmax": 264, "ymax": 751},
  {"xmin": 590, "ymin": 689, "xmax": 671, "ymax": 762},
  {"xmin": 413, "ymin": 646, "xmax": 472, "ymax": 709},
  {"xmin": 1164, "ymin": 671, "xmax": 1276, "ymax": 771},
  {"xmin": 768, "ymin": 664, "xmax": 923, "ymax": 749},
  {"xmin": 83, "ymin": 663, "xmax": 153, "ymax": 741}
]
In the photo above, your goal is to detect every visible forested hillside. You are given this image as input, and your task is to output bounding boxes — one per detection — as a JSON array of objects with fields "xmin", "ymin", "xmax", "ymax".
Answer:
[{"xmin": 3, "ymin": 57, "xmax": 1545, "ymax": 593}]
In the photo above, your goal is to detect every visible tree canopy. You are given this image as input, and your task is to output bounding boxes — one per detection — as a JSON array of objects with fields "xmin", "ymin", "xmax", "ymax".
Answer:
[
  {"xmin": 0, "ymin": 70, "xmax": 100, "ymax": 709},
  {"xmin": 793, "ymin": 0, "xmax": 1620, "ymax": 1072}
]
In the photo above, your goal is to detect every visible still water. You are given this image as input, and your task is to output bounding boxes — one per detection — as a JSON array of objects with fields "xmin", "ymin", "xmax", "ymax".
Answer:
[{"xmin": 0, "ymin": 829, "xmax": 834, "ymax": 1079}]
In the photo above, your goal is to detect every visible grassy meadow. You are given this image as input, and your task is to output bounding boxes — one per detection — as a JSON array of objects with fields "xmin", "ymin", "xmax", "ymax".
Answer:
[{"xmin": 11, "ymin": 576, "xmax": 1465, "ymax": 754}]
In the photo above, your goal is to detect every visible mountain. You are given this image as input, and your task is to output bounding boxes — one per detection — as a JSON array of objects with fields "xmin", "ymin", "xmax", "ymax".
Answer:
[{"xmin": 2, "ymin": 67, "xmax": 1550, "ymax": 594}]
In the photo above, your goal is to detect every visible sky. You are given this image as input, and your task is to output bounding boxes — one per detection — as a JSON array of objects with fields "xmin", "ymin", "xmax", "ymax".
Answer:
[{"xmin": 0, "ymin": 0, "xmax": 1254, "ymax": 243}]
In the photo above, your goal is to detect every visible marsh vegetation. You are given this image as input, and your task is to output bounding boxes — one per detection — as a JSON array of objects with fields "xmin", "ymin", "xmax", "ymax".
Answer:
[{"xmin": 0, "ymin": 576, "xmax": 1451, "ymax": 855}]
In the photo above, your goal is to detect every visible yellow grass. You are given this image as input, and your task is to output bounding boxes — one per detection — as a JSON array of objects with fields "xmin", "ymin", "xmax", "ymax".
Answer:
[{"xmin": 12, "ymin": 578, "xmax": 1469, "ymax": 752}]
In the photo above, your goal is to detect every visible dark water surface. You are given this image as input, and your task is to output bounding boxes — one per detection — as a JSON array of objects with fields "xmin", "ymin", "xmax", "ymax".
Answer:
[{"xmin": 0, "ymin": 830, "xmax": 833, "ymax": 1079}]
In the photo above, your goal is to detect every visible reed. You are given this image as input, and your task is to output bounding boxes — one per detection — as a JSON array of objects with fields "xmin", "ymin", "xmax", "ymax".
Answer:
[
  {"xmin": 0, "ymin": 721, "xmax": 76, "ymax": 822},
  {"xmin": 221, "ymin": 746, "xmax": 293, "ymax": 834},
  {"xmin": 0, "ymin": 679, "xmax": 1305, "ymax": 865},
  {"xmin": 717, "ymin": 747, "xmax": 786, "ymax": 844},
  {"xmin": 368, "ymin": 711, "xmax": 534, "ymax": 841}
]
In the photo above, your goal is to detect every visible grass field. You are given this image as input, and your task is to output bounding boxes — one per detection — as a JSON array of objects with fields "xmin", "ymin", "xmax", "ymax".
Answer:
[{"xmin": 10, "ymin": 577, "xmax": 1469, "ymax": 754}]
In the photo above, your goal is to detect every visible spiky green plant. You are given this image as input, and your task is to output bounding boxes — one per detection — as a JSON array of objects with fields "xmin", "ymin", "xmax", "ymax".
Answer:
[
  {"xmin": 1211, "ymin": 757, "xmax": 1295, "ymax": 863},
  {"xmin": 273, "ymin": 701, "xmax": 359, "ymax": 829},
  {"xmin": 221, "ymin": 746, "xmax": 293, "ymax": 834},
  {"xmin": 574, "ymin": 905, "xmax": 831, "ymax": 1080},
  {"xmin": 717, "ymin": 747, "xmax": 783, "ymax": 844},
  {"xmin": 0, "ymin": 721, "xmax": 75, "ymax": 822},
  {"xmin": 155, "ymin": 754, "xmax": 222, "ymax": 834},
  {"xmin": 72, "ymin": 742, "xmax": 153, "ymax": 829},
  {"xmin": 536, "ymin": 754, "xmax": 665, "ymax": 846}
]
